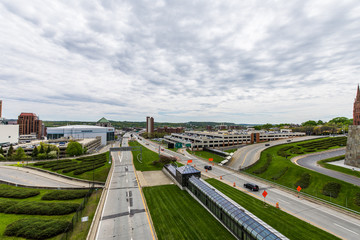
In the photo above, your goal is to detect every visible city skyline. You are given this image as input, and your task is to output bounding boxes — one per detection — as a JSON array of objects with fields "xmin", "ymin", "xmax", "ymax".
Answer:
[{"xmin": 1, "ymin": 1, "xmax": 359, "ymax": 124}]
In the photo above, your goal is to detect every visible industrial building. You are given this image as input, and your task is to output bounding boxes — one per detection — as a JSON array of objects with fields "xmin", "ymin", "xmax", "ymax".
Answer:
[
  {"xmin": 163, "ymin": 164, "xmax": 287, "ymax": 240},
  {"xmin": 47, "ymin": 125, "xmax": 115, "ymax": 145},
  {"xmin": 164, "ymin": 130, "xmax": 305, "ymax": 150}
]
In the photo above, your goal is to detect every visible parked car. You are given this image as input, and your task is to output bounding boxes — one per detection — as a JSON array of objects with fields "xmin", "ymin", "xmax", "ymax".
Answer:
[
  {"xmin": 287, "ymin": 139, "xmax": 291, "ymax": 142},
  {"xmin": 265, "ymin": 143, "xmax": 270, "ymax": 146},
  {"xmin": 243, "ymin": 183, "xmax": 259, "ymax": 191},
  {"xmin": 204, "ymin": 165, "xmax": 212, "ymax": 170}
]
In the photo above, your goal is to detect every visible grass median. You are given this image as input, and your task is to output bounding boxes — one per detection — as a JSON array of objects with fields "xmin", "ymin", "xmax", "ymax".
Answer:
[
  {"xmin": 318, "ymin": 155, "xmax": 360, "ymax": 178},
  {"xmin": 206, "ymin": 178, "xmax": 340, "ymax": 240},
  {"xmin": 143, "ymin": 184, "xmax": 235, "ymax": 240},
  {"xmin": 186, "ymin": 150, "xmax": 225, "ymax": 163}
]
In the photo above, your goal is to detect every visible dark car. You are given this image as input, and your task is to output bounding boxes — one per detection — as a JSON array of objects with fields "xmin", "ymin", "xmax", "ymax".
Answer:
[
  {"xmin": 204, "ymin": 165, "xmax": 212, "ymax": 170},
  {"xmin": 265, "ymin": 143, "xmax": 270, "ymax": 146},
  {"xmin": 243, "ymin": 183, "xmax": 259, "ymax": 191}
]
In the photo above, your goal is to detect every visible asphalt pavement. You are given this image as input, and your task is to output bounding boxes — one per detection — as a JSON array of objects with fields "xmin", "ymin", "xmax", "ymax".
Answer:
[{"xmin": 136, "ymin": 135, "xmax": 360, "ymax": 240}]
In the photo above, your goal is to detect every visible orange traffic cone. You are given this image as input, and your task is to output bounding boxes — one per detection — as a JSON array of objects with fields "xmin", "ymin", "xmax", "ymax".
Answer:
[
  {"xmin": 276, "ymin": 202, "xmax": 279, "ymax": 208},
  {"xmin": 206, "ymin": 169, "xmax": 208, "ymax": 172},
  {"xmin": 233, "ymin": 182, "xmax": 236, "ymax": 187},
  {"xmin": 220, "ymin": 176, "xmax": 222, "ymax": 180},
  {"xmin": 194, "ymin": 164, "xmax": 196, "ymax": 167}
]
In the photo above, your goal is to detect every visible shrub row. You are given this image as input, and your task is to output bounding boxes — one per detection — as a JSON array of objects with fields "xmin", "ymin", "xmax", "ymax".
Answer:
[
  {"xmin": 4, "ymin": 218, "xmax": 72, "ymax": 240},
  {"xmin": 77, "ymin": 153, "xmax": 107, "ymax": 162},
  {"xmin": 61, "ymin": 160, "xmax": 105, "ymax": 173},
  {"xmin": 0, "ymin": 188, "xmax": 40, "ymax": 199},
  {"xmin": 253, "ymin": 154, "xmax": 272, "ymax": 174},
  {"xmin": 277, "ymin": 146, "xmax": 293, "ymax": 158},
  {"xmin": 41, "ymin": 190, "xmax": 88, "ymax": 200},
  {"xmin": 0, "ymin": 200, "xmax": 80, "ymax": 215},
  {"xmin": 322, "ymin": 182, "xmax": 341, "ymax": 198},
  {"xmin": 355, "ymin": 193, "xmax": 360, "ymax": 207},
  {"xmin": 294, "ymin": 173, "xmax": 311, "ymax": 189},
  {"xmin": 51, "ymin": 161, "xmax": 79, "ymax": 171},
  {"xmin": 73, "ymin": 162, "xmax": 105, "ymax": 175},
  {"xmin": 34, "ymin": 159, "xmax": 73, "ymax": 166},
  {"xmin": 271, "ymin": 167, "xmax": 289, "ymax": 180}
]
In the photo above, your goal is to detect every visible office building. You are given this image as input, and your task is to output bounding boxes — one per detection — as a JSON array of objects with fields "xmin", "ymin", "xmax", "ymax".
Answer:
[
  {"xmin": 146, "ymin": 116, "xmax": 154, "ymax": 134},
  {"xmin": 0, "ymin": 125, "xmax": 19, "ymax": 145},
  {"xmin": 17, "ymin": 113, "xmax": 44, "ymax": 139}
]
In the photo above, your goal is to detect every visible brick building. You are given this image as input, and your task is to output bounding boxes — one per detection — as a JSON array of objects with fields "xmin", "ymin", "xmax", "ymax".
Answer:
[
  {"xmin": 17, "ymin": 113, "xmax": 44, "ymax": 139},
  {"xmin": 156, "ymin": 126, "xmax": 184, "ymax": 134}
]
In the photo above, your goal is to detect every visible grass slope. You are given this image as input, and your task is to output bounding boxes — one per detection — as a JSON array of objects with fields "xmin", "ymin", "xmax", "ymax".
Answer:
[
  {"xmin": 30, "ymin": 152, "xmax": 111, "ymax": 182},
  {"xmin": 143, "ymin": 185, "xmax": 235, "ymax": 240},
  {"xmin": 318, "ymin": 155, "xmax": 360, "ymax": 178},
  {"xmin": 187, "ymin": 150, "xmax": 225, "ymax": 163},
  {"xmin": 206, "ymin": 179, "xmax": 340, "ymax": 240},
  {"xmin": 245, "ymin": 137, "xmax": 360, "ymax": 211}
]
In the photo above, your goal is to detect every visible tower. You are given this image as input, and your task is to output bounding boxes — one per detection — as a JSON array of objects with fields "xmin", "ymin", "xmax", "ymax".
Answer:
[
  {"xmin": 146, "ymin": 116, "xmax": 154, "ymax": 135},
  {"xmin": 345, "ymin": 85, "xmax": 360, "ymax": 167},
  {"xmin": 353, "ymin": 84, "xmax": 360, "ymax": 125}
]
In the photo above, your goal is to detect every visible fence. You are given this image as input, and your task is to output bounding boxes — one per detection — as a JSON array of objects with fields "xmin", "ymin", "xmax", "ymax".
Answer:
[{"xmin": 60, "ymin": 188, "xmax": 95, "ymax": 240}]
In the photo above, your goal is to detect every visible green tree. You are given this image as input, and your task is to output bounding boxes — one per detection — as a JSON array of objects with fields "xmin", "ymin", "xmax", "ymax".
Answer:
[
  {"xmin": 13, "ymin": 147, "xmax": 28, "ymax": 160},
  {"xmin": 39, "ymin": 144, "xmax": 45, "ymax": 154},
  {"xmin": 0, "ymin": 146, "xmax": 3, "ymax": 155},
  {"xmin": 317, "ymin": 120, "xmax": 324, "ymax": 125},
  {"xmin": 7, "ymin": 145, "xmax": 14, "ymax": 158},
  {"xmin": 32, "ymin": 147, "xmax": 39, "ymax": 158},
  {"xmin": 302, "ymin": 120, "xmax": 317, "ymax": 126},
  {"xmin": 46, "ymin": 146, "xmax": 51, "ymax": 154},
  {"xmin": 65, "ymin": 141, "xmax": 83, "ymax": 156},
  {"xmin": 0, "ymin": 153, "xmax": 5, "ymax": 160}
]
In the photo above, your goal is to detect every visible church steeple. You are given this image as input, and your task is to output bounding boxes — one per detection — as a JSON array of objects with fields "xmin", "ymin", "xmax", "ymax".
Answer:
[{"xmin": 354, "ymin": 84, "xmax": 360, "ymax": 125}]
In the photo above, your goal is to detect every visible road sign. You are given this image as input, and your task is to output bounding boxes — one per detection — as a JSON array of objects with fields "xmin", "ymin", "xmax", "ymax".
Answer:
[
  {"xmin": 262, "ymin": 190, "xmax": 268, "ymax": 198},
  {"xmin": 209, "ymin": 158, "xmax": 213, "ymax": 161},
  {"xmin": 185, "ymin": 143, "xmax": 191, "ymax": 148},
  {"xmin": 297, "ymin": 186, "xmax": 302, "ymax": 192},
  {"xmin": 187, "ymin": 160, "xmax": 192, "ymax": 164},
  {"xmin": 81, "ymin": 216, "xmax": 89, "ymax": 222},
  {"xmin": 175, "ymin": 143, "xmax": 183, "ymax": 148}
]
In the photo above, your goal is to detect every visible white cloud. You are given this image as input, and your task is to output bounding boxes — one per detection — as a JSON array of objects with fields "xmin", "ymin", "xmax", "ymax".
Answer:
[{"xmin": 0, "ymin": 0, "xmax": 359, "ymax": 124}]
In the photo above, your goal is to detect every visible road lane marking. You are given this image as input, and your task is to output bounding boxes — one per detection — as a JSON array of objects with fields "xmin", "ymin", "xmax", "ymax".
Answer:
[{"xmin": 334, "ymin": 223, "xmax": 359, "ymax": 235}]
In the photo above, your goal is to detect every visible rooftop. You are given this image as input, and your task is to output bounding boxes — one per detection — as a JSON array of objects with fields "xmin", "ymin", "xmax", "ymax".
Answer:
[{"xmin": 97, "ymin": 117, "xmax": 110, "ymax": 123}]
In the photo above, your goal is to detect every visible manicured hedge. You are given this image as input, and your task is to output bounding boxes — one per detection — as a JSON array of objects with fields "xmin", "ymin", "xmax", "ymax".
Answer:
[
  {"xmin": 4, "ymin": 218, "xmax": 71, "ymax": 239},
  {"xmin": 271, "ymin": 167, "xmax": 289, "ymax": 180},
  {"xmin": 322, "ymin": 182, "xmax": 341, "ymax": 198},
  {"xmin": 294, "ymin": 173, "xmax": 311, "ymax": 189},
  {"xmin": 42, "ymin": 190, "xmax": 88, "ymax": 200},
  {"xmin": 34, "ymin": 159, "xmax": 73, "ymax": 166},
  {"xmin": 355, "ymin": 193, "xmax": 360, "ymax": 206},
  {"xmin": 253, "ymin": 154, "xmax": 272, "ymax": 174},
  {"xmin": 0, "ymin": 200, "xmax": 80, "ymax": 215},
  {"xmin": 0, "ymin": 188, "xmax": 40, "ymax": 199}
]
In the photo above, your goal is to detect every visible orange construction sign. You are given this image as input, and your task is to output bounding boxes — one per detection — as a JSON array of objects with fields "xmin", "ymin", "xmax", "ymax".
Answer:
[
  {"xmin": 187, "ymin": 160, "xmax": 192, "ymax": 164},
  {"xmin": 209, "ymin": 158, "xmax": 213, "ymax": 161},
  {"xmin": 297, "ymin": 186, "xmax": 302, "ymax": 192}
]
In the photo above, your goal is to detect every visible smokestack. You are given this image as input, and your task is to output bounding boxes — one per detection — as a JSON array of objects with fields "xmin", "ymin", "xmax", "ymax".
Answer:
[{"xmin": 0, "ymin": 100, "xmax": 2, "ymax": 118}]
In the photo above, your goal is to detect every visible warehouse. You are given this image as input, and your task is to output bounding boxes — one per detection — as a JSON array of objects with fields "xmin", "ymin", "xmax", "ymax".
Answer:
[{"xmin": 47, "ymin": 125, "xmax": 114, "ymax": 145}]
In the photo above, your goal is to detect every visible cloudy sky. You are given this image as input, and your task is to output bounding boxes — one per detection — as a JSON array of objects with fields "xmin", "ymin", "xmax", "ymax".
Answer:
[{"xmin": 0, "ymin": 0, "xmax": 359, "ymax": 124}]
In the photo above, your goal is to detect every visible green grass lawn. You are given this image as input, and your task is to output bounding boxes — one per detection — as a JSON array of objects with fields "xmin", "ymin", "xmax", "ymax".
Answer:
[
  {"xmin": 187, "ymin": 150, "xmax": 225, "ymax": 163},
  {"xmin": 143, "ymin": 185, "xmax": 235, "ymax": 240},
  {"xmin": 0, "ymin": 184, "xmax": 88, "ymax": 240},
  {"xmin": 206, "ymin": 179, "xmax": 340, "ymax": 240},
  {"xmin": 224, "ymin": 149, "xmax": 238, "ymax": 153},
  {"xmin": 245, "ymin": 137, "xmax": 360, "ymax": 211},
  {"xmin": 129, "ymin": 140, "xmax": 187, "ymax": 171},
  {"xmin": 29, "ymin": 152, "xmax": 111, "ymax": 182},
  {"xmin": 318, "ymin": 155, "xmax": 360, "ymax": 178}
]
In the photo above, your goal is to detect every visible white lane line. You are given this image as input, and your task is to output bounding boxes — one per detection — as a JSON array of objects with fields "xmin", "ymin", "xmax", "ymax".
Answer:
[
  {"xmin": 95, "ymin": 152, "xmax": 117, "ymax": 240},
  {"xmin": 334, "ymin": 223, "xmax": 359, "ymax": 235},
  {"xmin": 280, "ymin": 200, "xmax": 290, "ymax": 204}
]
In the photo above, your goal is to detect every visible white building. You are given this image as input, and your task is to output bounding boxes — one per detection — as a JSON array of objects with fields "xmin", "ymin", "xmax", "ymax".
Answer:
[
  {"xmin": 0, "ymin": 125, "xmax": 19, "ymax": 145},
  {"xmin": 47, "ymin": 125, "xmax": 115, "ymax": 145}
]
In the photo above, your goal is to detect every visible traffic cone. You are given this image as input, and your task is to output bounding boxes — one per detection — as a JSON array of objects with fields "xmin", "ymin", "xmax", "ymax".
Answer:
[
  {"xmin": 194, "ymin": 164, "xmax": 196, "ymax": 167},
  {"xmin": 233, "ymin": 182, "xmax": 236, "ymax": 187},
  {"xmin": 276, "ymin": 202, "xmax": 279, "ymax": 208},
  {"xmin": 206, "ymin": 169, "xmax": 208, "ymax": 173},
  {"xmin": 220, "ymin": 176, "xmax": 222, "ymax": 180}
]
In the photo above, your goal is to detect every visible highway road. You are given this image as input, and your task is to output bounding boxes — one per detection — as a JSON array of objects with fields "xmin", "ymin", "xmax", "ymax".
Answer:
[
  {"xmin": 136, "ymin": 134, "xmax": 360, "ymax": 240},
  {"xmin": 0, "ymin": 165, "xmax": 95, "ymax": 188},
  {"xmin": 96, "ymin": 135, "xmax": 154, "ymax": 240},
  {"xmin": 228, "ymin": 136, "xmax": 324, "ymax": 170},
  {"xmin": 294, "ymin": 148, "xmax": 360, "ymax": 186}
]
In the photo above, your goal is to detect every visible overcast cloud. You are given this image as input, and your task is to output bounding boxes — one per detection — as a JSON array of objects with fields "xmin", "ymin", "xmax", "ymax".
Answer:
[{"xmin": 0, "ymin": 0, "xmax": 359, "ymax": 124}]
